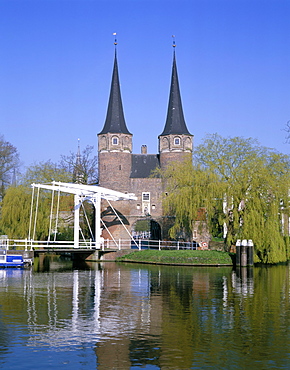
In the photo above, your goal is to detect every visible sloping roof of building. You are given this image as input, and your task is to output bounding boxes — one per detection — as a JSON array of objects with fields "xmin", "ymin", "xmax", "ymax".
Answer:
[
  {"xmin": 160, "ymin": 51, "xmax": 192, "ymax": 136},
  {"xmin": 99, "ymin": 51, "xmax": 131, "ymax": 135},
  {"xmin": 130, "ymin": 154, "xmax": 160, "ymax": 178}
]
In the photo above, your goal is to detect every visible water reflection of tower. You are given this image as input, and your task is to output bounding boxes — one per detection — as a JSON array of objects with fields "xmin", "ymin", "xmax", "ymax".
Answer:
[
  {"xmin": 94, "ymin": 264, "xmax": 167, "ymax": 369},
  {"xmin": 95, "ymin": 264, "xmax": 147, "ymax": 368}
]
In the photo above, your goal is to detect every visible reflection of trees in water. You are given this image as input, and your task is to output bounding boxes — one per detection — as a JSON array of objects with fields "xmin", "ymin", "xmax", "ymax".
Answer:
[
  {"xmin": 146, "ymin": 264, "xmax": 289, "ymax": 369},
  {"xmin": 0, "ymin": 313, "xmax": 9, "ymax": 352},
  {"xmin": 129, "ymin": 339, "xmax": 161, "ymax": 367},
  {"xmin": 0, "ymin": 264, "xmax": 288, "ymax": 369}
]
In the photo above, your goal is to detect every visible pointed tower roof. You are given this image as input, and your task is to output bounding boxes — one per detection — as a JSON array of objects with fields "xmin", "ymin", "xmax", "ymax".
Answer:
[
  {"xmin": 160, "ymin": 51, "xmax": 192, "ymax": 136},
  {"xmin": 99, "ymin": 50, "xmax": 131, "ymax": 135},
  {"xmin": 73, "ymin": 139, "xmax": 85, "ymax": 184}
]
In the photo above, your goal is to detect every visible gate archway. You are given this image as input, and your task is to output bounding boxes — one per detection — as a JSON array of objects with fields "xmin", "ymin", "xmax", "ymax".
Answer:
[
  {"xmin": 132, "ymin": 219, "xmax": 161, "ymax": 240},
  {"xmin": 150, "ymin": 220, "xmax": 161, "ymax": 240}
]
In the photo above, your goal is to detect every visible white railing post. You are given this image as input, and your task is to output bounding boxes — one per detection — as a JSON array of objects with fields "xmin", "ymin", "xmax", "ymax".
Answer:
[
  {"xmin": 177, "ymin": 241, "xmax": 179, "ymax": 250},
  {"xmin": 25, "ymin": 238, "xmax": 27, "ymax": 251},
  {"xmin": 118, "ymin": 239, "xmax": 121, "ymax": 250},
  {"xmin": 159, "ymin": 240, "xmax": 161, "ymax": 251},
  {"xmin": 139, "ymin": 239, "xmax": 141, "ymax": 251}
]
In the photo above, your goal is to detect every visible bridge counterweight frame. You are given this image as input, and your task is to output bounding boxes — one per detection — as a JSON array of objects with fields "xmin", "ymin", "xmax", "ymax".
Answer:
[{"xmin": 30, "ymin": 181, "xmax": 137, "ymax": 249}]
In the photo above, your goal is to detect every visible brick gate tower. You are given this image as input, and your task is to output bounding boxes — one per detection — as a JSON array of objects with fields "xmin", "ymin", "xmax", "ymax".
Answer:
[{"xmin": 98, "ymin": 45, "xmax": 193, "ymax": 241}]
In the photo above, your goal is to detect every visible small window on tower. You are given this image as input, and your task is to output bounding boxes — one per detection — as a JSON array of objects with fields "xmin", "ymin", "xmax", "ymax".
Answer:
[
  {"xmin": 112, "ymin": 137, "xmax": 118, "ymax": 145},
  {"xmin": 174, "ymin": 137, "xmax": 180, "ymax": 145}
]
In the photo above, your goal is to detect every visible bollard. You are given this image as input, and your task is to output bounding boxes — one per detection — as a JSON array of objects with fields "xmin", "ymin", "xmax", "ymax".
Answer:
[
  {"xmin": 236, "ymin": 239, "xmax": 254, "ymax": 267},
  {"xmin": 247, "ymin": 239, "xmax": 254, "ymax": 266},
  {"xmin": 241, "ymin": 239, "xmax": 248, "ymax": 267},
  {"xmin": 236, "ymin": 239, "xmax": 241, "ymax": 266}
]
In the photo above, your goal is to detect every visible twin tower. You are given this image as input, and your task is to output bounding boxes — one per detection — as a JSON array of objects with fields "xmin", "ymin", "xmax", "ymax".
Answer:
[{"xmin": 98, "ymin": 49, "xmax": 193, "ymax": 240}]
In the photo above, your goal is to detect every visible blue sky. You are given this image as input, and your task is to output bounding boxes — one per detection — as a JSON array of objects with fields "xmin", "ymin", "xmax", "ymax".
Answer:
[{"xmin": 0, "ymin": 0, "xmax": 290, "ymax": 171}]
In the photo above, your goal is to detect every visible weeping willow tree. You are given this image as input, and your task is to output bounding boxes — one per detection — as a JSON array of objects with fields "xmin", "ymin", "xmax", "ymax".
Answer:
[
  {"xmin": 0, "ymin": 160, "xmax": 73, "ymax": 239},
  {"xmin": 0, "ymin": 185, "xmax": 76, "ymax": 240},
  {"xmin": 162, "ymin": 159, "xmax": 223, "ymax": 240},
  {"xmin": 239, "ymin": 151, "xmax": 290, "ymax": 263},
  {"xmin": 0, "ymin": 185, "xmax": 50, "ymax": 239},
  {"xmin": 0, "ymin": 153, "xmax": 98, "ymax": 240},
  {"xmin": 162, "ymin": 134, "xmax": 290, "ymax": 263}
]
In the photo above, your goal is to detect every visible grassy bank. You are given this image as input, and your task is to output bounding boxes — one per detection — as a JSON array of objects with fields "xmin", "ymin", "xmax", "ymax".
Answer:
[{"xmin": 117, "ymin": 250, "xmax": 233, "ymax": 266}]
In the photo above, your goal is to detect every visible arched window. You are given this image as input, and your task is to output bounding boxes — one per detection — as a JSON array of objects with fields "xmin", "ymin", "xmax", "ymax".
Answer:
[
  {"xmin": 112, "ymin": 136, "xmax": 118, "ymax": 145},
  {"xmin": 174, "ymin": 137, "xmax": 181, "ymax": 145},
  {"xmin": 162, "ymin": 137, "xmax": 169, "ymax": 149}
]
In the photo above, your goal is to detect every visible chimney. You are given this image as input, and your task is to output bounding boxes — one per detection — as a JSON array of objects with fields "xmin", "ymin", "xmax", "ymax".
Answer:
[{"xmin": 141, "ymin": 145, "xmax": 147, "ymax": 154}]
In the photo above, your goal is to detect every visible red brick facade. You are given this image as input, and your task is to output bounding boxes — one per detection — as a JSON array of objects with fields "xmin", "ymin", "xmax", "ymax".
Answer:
[{"xmin": 97, "ymin": 51, "xmax": 193, "ymax": 241}]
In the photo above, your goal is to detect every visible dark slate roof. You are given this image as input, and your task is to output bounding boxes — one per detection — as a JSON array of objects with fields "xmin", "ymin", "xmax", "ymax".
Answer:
[
  {"xmin": 160, "ymin": 52, "xmax": 192, "ymax": 136},
  {"xmin": 130, "ymin": 154, "xmax": 160, "ymax": 178},
  {"xmin": 99, "ymin": 51, "xmax": 131, "ymax": 135}
]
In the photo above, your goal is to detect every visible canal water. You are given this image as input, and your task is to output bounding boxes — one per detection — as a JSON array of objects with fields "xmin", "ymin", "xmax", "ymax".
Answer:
[{"xmin": 0, "ymin": 257, "xmax": 289, "ymax": 369}]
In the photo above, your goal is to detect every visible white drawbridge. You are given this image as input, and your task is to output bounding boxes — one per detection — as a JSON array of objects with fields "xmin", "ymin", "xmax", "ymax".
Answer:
[{"xmin": 29, "ymin": 181, "xmax": 137, "ymax": 249}]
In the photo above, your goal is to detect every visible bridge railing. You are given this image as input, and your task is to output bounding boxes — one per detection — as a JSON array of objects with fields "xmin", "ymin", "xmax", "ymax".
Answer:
[
  {"xmin": 103, "ymin": 239, "xmax": 198, "ymax": 251},
  {"xmin": 3, "ymin": 239, "xmax": 98, "ymax": 251},
  {"xmin": 2, "ymin": 238, "xmax": 199, "ymax": 251}
]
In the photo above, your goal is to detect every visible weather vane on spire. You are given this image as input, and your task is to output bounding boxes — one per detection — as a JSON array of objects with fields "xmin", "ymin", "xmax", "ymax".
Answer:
[
  {"xmin": 172, "ymin": 35, "xmax": 176, "ymax": 48},
  {"xmin": 113, "ymin": 32, "xmax": 117, "ymax": 46}
]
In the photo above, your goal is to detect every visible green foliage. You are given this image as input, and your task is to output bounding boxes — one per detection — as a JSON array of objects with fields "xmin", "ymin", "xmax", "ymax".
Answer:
[
  {"xmin": 0, "ymin": 185, "xmax": 49, "ymax": 239},
  {"xmin": 134, "ymin": 219, "xmax": 150, "ymax": 232},
  {"xmin": 0, "ymin": 184, "xmax": 76, "ymax": 240},
  {"xmin": 55, "ymin": 227, "xmax": 74, "ymax": 241},
  {"xmin": 0, "ymin": 145, "xmax": 97, "ymax": 240},
  {"xmin": 0, "ymin": 135, "xmax": 20, "ymax": 198},
  {"xmin": 20, "ymin": 160, "xmax": 72, "ymax": 186},
  {"xmin": 162, "ymin": 134, "xmax": 290, "ymax": 264},
  {"xmin": 117, "ymin": 250, "xmax": 233, "ymax": 265},
  {"xmin": 162, "ymin": 158, "xmax": 222, "ymax": 239}
]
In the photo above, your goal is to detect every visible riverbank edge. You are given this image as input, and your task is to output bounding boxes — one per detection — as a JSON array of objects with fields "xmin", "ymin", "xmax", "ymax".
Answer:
[
  {"xmin": 116, "ymin": 250, "xmax": 234, "ymax": 266},
  {"xmin": 117, "ymin": 259, "xmax": 233, "ymax": 267}
]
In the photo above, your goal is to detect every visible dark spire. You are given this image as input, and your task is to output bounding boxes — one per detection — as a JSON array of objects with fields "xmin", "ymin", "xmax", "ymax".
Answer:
[
  {"xmin": 160, "ymin": 50, "xmax": 191, "ymax": 136},
  {"xmin": 73, "ymin": 139, "xmax": 85, "ymax": 184},
  {"xmin": 76, "ymin": 138, "xmax": 81, "ymax": 166},
  {"xmin": 99, "ymin": 50, "xmax": 131, "ymax": 135}
]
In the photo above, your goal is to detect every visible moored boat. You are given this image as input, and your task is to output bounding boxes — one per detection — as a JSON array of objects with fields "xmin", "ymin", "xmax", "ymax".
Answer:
[{"xmin": 0, "ymin": 250, "xmax": 24, "ymax": 268}]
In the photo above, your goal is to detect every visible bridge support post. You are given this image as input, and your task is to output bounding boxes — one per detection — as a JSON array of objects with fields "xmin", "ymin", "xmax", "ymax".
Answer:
[
  {"xmin": 74, "ymin": 195, "xmax": 81, "ymax": 248},
  {"xmin": 92, "ymin": 194, "xmax": 102, "ymax": 249}
]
